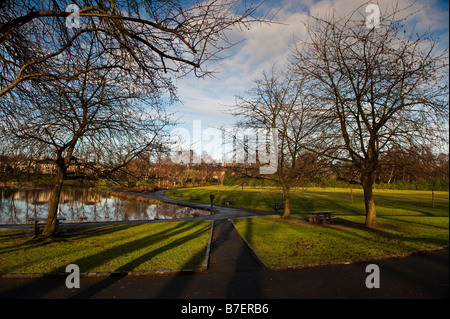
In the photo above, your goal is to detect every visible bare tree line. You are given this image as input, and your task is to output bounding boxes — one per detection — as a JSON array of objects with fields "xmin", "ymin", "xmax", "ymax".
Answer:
[
  {"xmin": 230, "ymin": 2, "xmax": 448, "ymax": 226},
  {"xmin": 0, "ymin": 0, "xmax": 269, "ymax": 237},
  {"xmin": 0, "ymin": 0, "xmax": 448, "ymax": 233}
]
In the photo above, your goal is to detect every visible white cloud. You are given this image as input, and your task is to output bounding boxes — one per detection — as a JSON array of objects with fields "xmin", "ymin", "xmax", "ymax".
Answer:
[
  {"xmin": 170, "ymin": 0, "xmax": 449, "ymax": 135},
  {"xmin": 171, "ymin": 3, "xmax": 309, "ymax": 128}
]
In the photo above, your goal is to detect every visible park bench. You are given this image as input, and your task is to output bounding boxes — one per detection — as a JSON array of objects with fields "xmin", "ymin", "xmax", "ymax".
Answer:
[
  {"xmin": 172, "ymin": 191, "xmax": 183, "ymax": 198},
  {"xmin": 272, "ymin": 202, "xmax": 284, "ymax": 211},
  {"xmin": 27, "ymin": 217, "xmax": 67, "ymax": 236},
  {"xmin": 222, "ymin": 199, "xmax": 235, "ymax": 206},
  {"xmin": 308, "ymin": 211, "xmax": 336, "ymax": 225},
  {"xmin": 189, "ymin": 195, "xmax": 200, "ymax": 200}
]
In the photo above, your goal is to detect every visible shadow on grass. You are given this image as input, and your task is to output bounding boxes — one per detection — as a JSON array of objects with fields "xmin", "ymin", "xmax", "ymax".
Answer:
[
  {"xmin": 377, "ymin": 216, "xmax": 449, "ymax": 230},
  {"xmin": 237, "ymin": 216, "xmax": 448, "ymax": 268},
  {"xmin": 68, "ymin": 222, "xmax": 210, "ymax": 299},
  {"xmin": 51, "ymin": 222, "xmax": 201, "ymax": 274},
  {"xmin": 290, "ymin": 191, "xmax": 364, "ymax": 215},
  {"xmin": 0, "ymin": 228, "xmax": 33, "ymax": 243},
  {"xmin": 0, "ymin": 223, "xmax": 140, "ymax": 258},
  {"xmin": 114, "ymin": 225, "xmax": 209, "ymax": 272},
  {"xmin": 326, "ymin": 217, "xmax": 448, "ymax": 252},
  {"xmin": 0, "ymin": 231, "xmax": 59, "ymax": 257},
  {"xmin": 0, "ymin": 221, "xmax": 211, "ymax": 299},
  {"xmin": 63, "ymin": 224, "xmax": 139, "ymax": 239},
  {"xmin": 371, "ymin": 194, "xmax": 444, "ymax": 216},
  {"xmin": 151, "ymin": 241, "xmax": 210, "ymax": 299}
]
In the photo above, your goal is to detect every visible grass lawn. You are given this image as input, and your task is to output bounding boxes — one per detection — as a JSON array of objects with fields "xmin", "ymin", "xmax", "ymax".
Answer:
[
  {"xmin": 233, "ymin": 215, "xmax": 449, "ymax": 268},
  {"xmin": 0, "ymin": 221, "xmax": 211, "ymax": 275},
  {"xmin": 167, "ymin": 186, "xmax": 449, "ymax": 216}
]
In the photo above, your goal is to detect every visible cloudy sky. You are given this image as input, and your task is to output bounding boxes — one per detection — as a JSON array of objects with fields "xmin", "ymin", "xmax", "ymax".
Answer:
[{"xmin": 168, "ymin": 0, "xmax": 449, "ymax": 137}]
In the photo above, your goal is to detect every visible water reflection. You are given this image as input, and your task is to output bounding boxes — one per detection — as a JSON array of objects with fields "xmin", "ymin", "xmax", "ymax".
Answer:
[{"xmin": 0, "ymin": 187, "xmax": 209, "ymax": 224}]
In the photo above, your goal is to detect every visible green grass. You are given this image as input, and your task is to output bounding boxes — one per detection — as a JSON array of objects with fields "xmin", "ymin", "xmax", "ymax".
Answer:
[
  {"xmin": 167, "ymin": 186, "xmax": 449, "ymax": 216},
  {"xmin": 233, "ymin": 215, "xmax": 449, "ymax": 267},
  {"xmin": 0, "ymin": 221, "xmax": 211, "ymax": 275}
]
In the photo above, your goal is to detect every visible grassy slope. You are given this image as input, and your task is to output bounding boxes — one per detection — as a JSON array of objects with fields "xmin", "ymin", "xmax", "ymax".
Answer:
[
  {"xmin": 0, "ymin": 221, "xmax": 211, "ymax": 274},
  {"xmin": 233, "ymin": 215, "xmax": 449, "ymax": 267},
  {"xmin": 168, "ymin": 186, "xmax": 448, "ymax": 267},
  {"xmin": 167, "ymin": 186, "xmax": 449, "ymax": 216}
]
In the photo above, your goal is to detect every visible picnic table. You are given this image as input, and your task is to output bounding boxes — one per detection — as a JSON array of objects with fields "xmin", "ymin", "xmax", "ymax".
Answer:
[
  {"xmin": 222, "ymin": 199, "xmax": 235, "ymax": 206},
  {"xmin": 272, "ymin": 202, "xmax": 284, "ymax": 211},
  {"xmin": 27, "ymin": 217, "xmax": 66, "ymax": 236},
  {"xmin": 308, "ymin": 211, "xmax": 336, "ymax": 225}
]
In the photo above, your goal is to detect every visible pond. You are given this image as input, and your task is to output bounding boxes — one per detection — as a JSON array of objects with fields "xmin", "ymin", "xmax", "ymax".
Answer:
[{"xmin": 0, "ymin": 187, "xmax": 210, "ymax": 225}]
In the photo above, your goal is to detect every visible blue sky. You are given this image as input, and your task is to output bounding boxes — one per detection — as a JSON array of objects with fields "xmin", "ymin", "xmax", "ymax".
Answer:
[{"xmin": 168, "ymin": 0, "xmax": 449, "ymax": 137}]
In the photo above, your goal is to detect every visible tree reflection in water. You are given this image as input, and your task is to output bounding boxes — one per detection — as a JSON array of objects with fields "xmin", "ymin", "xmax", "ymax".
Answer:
[{"xmin": 0, "ymin": 187, "xmax": 209, "ymax": 224}]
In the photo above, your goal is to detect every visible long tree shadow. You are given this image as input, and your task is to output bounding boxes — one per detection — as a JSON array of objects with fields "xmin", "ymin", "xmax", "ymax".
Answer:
[
  {"xmin": 328, "ymin": 217, "xmax": 448, "ymax": 252},
  {"xmin": 54, "ymin": 221, "xmax": 195, "ymax": 274},
  {"xmin": 0, "ymin": 224, "xmax": 150, "ymax": 276},
  {"xmin": 6, "ymin": 222, "xmax": 193, "ymax": 278},
  {"xmin": 0, "ymin": 223, "xmax": 140, "ymax": 258},
  {"xmin": 151, "ymin": 221, "xmax": 224, "ymax": 299},
  {"xmin": 379, "ymin": 216, "xmax": 449, "ymax": 230},
  {"xmin": 151, "ymin": 240, "xmax": 212, "ymax": 298},
  {"xmin": 69, "ymin": 222, "xmax": 210, "ymax": 299},
  {"xmin": 226, "ymin": 218, "xmax": 264, "ymax": 299},
  {"xmin": 152, "ymin": 218, "xmax": 265, "ymax": 299},
  {"xmin": 115, "ymin": 226, "xmax": 209, "ymax": 272},
  {"xmin": 63, "ymin": 223, "xmax": 138, "ymax": 240},
  {"xmin": 0, "ymin": 222, "xmax": 197, "ymax": 298}
]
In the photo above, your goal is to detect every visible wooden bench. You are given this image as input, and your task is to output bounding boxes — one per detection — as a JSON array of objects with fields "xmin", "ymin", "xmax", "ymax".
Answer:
[
  {"xmin": 308, "ymin": 211, "xmax": 336, "ymax": 225},
  {"xmin": 172, "ymin": 192, "xmax": 183, "ymax": 198},
  {"xmin": 272, "ymin": 202, "xmax": 284, "ymax": 211},
  {"xmin": 189, "ymin": 195, "xmax": 200, "ymax": 200},
  {"xmin": 27, "ymin": 217, "xmax": 67, "ymax": 236},
  {"xmin": 222, "ymin": 199, "xmax": 235, "ymax": 206}
]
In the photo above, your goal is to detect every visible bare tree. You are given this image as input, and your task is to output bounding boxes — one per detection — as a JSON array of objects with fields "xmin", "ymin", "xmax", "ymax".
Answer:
[
  {"xmin": 232, "ymin": 66, "xmax": 324, "ymax": 218},
  {"xmin": 291, "ymin": 2, "xmax": 449, "ymax": 226},
  {"xmin": 2, "ymin": 47, "xmax": 171, "ymax": 237},
  {"xmin": 0, "ymin": 0, "xmax": 270, "ymax": 237},
  {"xmin": 0, "ymin": 0, "xmax": 268, "ymax": 100}
]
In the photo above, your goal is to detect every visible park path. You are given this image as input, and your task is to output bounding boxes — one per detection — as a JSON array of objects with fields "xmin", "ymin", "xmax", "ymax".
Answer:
[
  {"xmin": 126, "ymin": 188, "xmax": 276, "ymax": 221},
  {"xmin": 0, "ymin": 189, "xmax": 448, "ymax": 299}
]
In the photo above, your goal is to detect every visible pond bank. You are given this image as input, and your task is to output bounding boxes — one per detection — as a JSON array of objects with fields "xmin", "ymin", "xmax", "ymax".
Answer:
[{"xmin": 0, "ymin": 187, "xmax": 211, "ymax": 226}]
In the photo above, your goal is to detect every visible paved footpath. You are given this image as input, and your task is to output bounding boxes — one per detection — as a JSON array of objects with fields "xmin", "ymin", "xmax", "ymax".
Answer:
[{"xmin": 0, "ymin": 190, "xmax": 448, "ymax": 300}]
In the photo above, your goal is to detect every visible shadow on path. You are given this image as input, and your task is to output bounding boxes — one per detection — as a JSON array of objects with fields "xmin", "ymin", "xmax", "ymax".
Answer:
[
  {"xmin": 151, "ymin": 219, "xmax": 264, "ymax": 298},
  {"xmin": 0, "ymin": 189, "xmax": 448, "ymax": 299}
]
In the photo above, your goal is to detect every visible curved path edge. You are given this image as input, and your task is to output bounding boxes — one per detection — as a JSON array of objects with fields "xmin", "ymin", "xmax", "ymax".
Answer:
[
  {"xmin": 230, "ymin": 216, "xmax": 449, "ymax": 271},
  {"xmin": 0, "ymin": 188, "xmax": 448, "ymax": 279}
]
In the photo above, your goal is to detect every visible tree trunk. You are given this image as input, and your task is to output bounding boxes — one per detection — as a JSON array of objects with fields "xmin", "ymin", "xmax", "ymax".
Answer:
[
  {"xmin": 41, "ymin": 174, "xmax": 65, "ymax": 237},
  {"xmin": 362, "ymin": 173, "xmax": 377, "ymax": 227},
  {"xmin": 432, "ymin": 190, "xmax": 435, "ymax": 208},
  {"xmin": 42, "ymin": 152, "xmax": 70, "ymax": 238},
  {"xmin": 350, "ymin": 184, "xmax": 354, "ymax": 203},
  {"xmin": 282, "ymin": 185, "xmax": 291, "ymax": 219}
]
